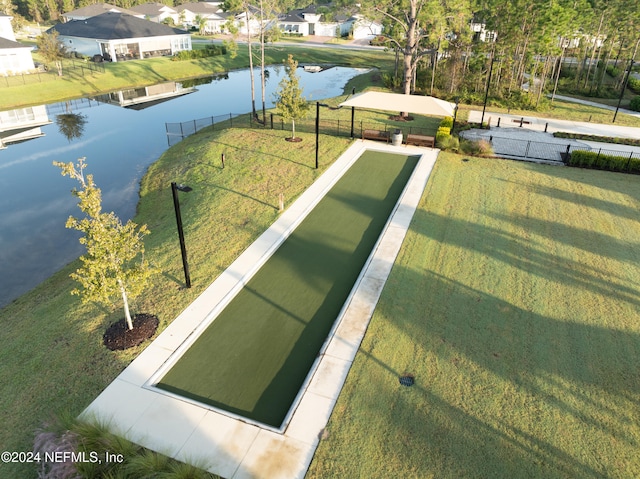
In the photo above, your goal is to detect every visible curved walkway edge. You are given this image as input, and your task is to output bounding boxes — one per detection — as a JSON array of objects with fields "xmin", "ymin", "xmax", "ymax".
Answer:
[{"xmin": 80, "ymin": 140, "xmax": 440, "ymax": 479}]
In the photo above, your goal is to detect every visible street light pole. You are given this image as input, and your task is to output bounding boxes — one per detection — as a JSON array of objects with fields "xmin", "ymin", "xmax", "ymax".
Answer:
[
  {"xmin": 481, "ymin": 52, "xmax": 496, "ymax": 126},
  {"xmin": 613, "ymin": 59, "xmax": 634, "ymax": 123},
  {"xmin": 315, "ymin": 102, "xmax": 320, "ymax": 169},
  {"xmin": 171, "ymin": 182, "xmax": 192, "ymax": 288}
]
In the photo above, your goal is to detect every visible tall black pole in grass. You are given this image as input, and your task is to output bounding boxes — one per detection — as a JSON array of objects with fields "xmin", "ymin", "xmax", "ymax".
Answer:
[
  {"xmin": 481, "ymin": 52, "xmax": 495, "ymax": 127},
  {"xmin": 613, "ymin": 59, "xmax": 634, "ymax": 123},
  {"xmin": 315, "ymin": 102, "xmax": 320, "ymax": 169},
  {"xmin": 315, "ymin": 102, "xmax": 329, "ymax": 170},
  {"xmin": 171, "ymin": 182, "xmax": 192, "ymax": 288}
]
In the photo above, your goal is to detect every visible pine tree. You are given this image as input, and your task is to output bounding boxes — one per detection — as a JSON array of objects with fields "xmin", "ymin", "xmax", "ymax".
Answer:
[{"xmin": 54, "ymin": 158, "xmax": 154, "ymax": 330}]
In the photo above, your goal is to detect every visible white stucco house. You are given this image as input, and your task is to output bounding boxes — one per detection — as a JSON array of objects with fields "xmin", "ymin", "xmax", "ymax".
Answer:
[
  {"xmin": 350, "ymin": 15, "xmax": 383, "ymax": 39},
  {"xmin": 279, "ymin": 5, "xmax": 322, "ymax": 36},
  {"xmin": 0, "ymin": 13, "xmax": 35, "ymax": 75},
  {"xmin": 277, "ymin": 6, "xmax": 382, "ymax": 39},
  {"xmin": 129, "ymin": 2, "xmax": 179, "ymax": 24},
  {"xmin": 174, "ymin": 2, "xmax": 230, "ymax": 34},
  {"xmin": 48, "ymin": 12, "xmax": 191, "ymax": 62}
]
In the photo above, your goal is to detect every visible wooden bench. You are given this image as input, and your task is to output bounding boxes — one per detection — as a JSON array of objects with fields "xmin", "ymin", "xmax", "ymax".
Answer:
[
  {"xmin": 362, "ymin": 129, "xmax": 390, "ymax": 142},
  {"xmin": 405, "ymin": 133, "xmax": 435, "ymax": 148}
]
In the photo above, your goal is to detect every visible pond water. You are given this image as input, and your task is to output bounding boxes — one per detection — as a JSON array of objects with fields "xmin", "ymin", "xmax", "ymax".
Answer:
[{"xmin": 0, "ymin": 66, "xmax": 367, "ymax": 308}]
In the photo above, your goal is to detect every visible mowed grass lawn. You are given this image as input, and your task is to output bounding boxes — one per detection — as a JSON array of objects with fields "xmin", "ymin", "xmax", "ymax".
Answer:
[{"xmin": 307, "ymin": 154, "xmax": 640, "ymax": 479}]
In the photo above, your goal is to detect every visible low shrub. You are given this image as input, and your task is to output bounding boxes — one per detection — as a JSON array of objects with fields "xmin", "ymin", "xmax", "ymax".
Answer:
[
  {"xmin": 437, "ymin": 134, "xmax": 459, "ymax": 151},
  {"xmin": 33, "ymin": 416, "xmax": 219, "ymax": 479},
  {"xmin": 439, "ymin": 116, "xmax": 454, "ymax": 129},
  {"xmin": 436, "ymin": 126, "xmax": 451, "ymax": 136},
  {"xmin": 568, "ymin": 149, "xmax": 640, "ymax": 173},
  {"xmin": 630, "ymin": 95, "xmax": 640, "ymax": 112},
  {"xmin": 171, "ymin": 44, "xmax": 226, "ymax": 61},
  {"xmin": 460, "ymin": 138, "xmax": 494, "ymax": 157},
  {"xmin": 606, "ymin": 65, "xmax": 622, "ymax": 78},
  {"xmin": 628, "ymin": 77, "xmax": 640, "ymax": 94}
]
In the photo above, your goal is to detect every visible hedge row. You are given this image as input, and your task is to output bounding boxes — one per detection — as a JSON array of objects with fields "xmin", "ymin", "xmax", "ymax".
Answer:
[
  {"xmin": 171, "ymin": 44, "xmax": 227, "ymax": 61},
  {"xmin": 568, "ymin": 149, "xmax": 640, "ymax": 173}
]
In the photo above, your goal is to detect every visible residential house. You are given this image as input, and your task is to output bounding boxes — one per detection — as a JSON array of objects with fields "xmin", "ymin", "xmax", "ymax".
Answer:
[
  {"xmin": 470, "ymin": 16, "xmax": 497, "ymax": 43},
  {"xmin": 61, "ymin": 3, "xmax": 143, "ymax": 22},
  {"xmin": 350, "ymin": 14, "xmax": 383, "ymax": 39},
  {"xmin": 129, "ymin": 2, "xmax": 179, "ymax": 24},
  {"xmin": 174, "ymin": 2, "xmax": 230, "ymax": 34},
  {"xmin": 0, "ymin": 13, "xmax": 35, "ymax": 75},
  {"xmin": 48, "ymin": 12, "xmax": 191, "ymax": 62},
  {"xmin": 233, "ymin": 5, "xmax": 277, "ymax": 36},
  {"xmin": 278, "ymin": 5, "xmax": 381, "ymax": 39},
  {"xmin": 279, "ymin": 5, "xmax": 322, "ymax": 35}
]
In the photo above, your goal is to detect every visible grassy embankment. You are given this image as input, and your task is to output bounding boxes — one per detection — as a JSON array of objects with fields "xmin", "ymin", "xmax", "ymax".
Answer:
[
  {"xmin": 0, "ymin": 44, "xmax": 395, "ymax": 109},
  {"xmin": 307, "ymin": 153, "xmax": 640, "ymax": 478},
  {"xmin": 0, "ymin": 91, "xmax": 439, "ymax": 477}
]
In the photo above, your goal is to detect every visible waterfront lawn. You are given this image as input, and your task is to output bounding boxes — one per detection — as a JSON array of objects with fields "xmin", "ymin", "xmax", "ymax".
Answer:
[
  {"xmin": 306, "ymin": 154, "xmax": 640, "ymax": 478},
  {"xmin": 157, "ymin": 151, "xmax": 419, "ymax": 427},
  {"xmin": 0, "ymin": 126, "xmax": 352, "ymax": 479},
  {"xmin": 0, "ymin": 45, "xmax": 395, "ymax": 109}
]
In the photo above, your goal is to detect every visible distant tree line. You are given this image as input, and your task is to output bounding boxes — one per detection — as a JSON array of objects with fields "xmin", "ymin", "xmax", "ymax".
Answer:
[
  {"xmin": 356, "ymin": 0, "xmax": 640, "ymax": 108},
  {"xmin": 6, "ymin": 0, "xmax": 640, "ymax": 109}
]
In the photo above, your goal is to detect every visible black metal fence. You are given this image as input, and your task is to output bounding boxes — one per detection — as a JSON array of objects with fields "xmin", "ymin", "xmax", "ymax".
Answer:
[
  {"xmin": 0, "ymin": 58, "xmax": 105, "ymax": 88},
  {"xmin": 487, "ymin": 135, "xmax": 640, "ymax": 165},
  {"xmin": 165, "ymin": 112, "xmax": 434, "ymax": 147}
]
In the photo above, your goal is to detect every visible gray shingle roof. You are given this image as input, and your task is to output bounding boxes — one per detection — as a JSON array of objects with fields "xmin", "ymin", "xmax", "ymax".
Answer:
[
  {"xmin": 50, "ymin": 12, "xmax": 188, "ymax": 39},
  {"xmin": 129, "ymin": 2, "xmax": 177, "ymax": 16},
  {"xmin": 0, "ymin": 37, "xmax": 29, "ymax": 49}
]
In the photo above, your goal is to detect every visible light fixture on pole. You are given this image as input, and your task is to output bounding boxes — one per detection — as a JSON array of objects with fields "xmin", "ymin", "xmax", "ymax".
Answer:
[{"xmin": 171, "ymin": 182, "xmax": 192, "ymax": 288}]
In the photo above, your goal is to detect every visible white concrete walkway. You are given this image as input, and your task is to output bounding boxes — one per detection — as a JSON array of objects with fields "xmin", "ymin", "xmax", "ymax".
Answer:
[{"xmin": 81, "ymin": 140, "xmax": 439, "ymax": 479}]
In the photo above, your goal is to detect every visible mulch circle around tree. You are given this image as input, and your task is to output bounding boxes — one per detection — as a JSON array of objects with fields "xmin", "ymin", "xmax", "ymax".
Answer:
[
  {"xmin": 286, "ymin": 137, "xmax": 303, "ymax": 142},
  {"xmin": 103, "ymin": 313, "xmax": 159, "ymax": 351}
]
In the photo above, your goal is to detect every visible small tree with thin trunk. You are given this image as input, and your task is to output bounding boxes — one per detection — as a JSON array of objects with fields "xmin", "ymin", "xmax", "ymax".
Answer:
[
  {"xmin": 54, "ymin": 158, "xmax": 154, "ymax": 330},
  {"xmin": 274, "ymin": 54, "xmax": 310, "ymax": 141},
  {"xmin": 37, "ymin": 31, "xmax": 66, "ymax": 76}
]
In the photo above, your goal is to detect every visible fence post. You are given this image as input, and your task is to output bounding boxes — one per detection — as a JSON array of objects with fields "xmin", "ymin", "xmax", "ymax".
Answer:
[
  {"xmin": 524, "ymin": 140, "xmax": 531, "ymax": 158},
  {"xmin": 180, "ymin": 122, "xmax": 184, "ymax": 138},
  {"xmin": 626, "ymin": 151, "xmax": 634, "ymax": 172},
  {"xmin": 229, "ymin": 113, "xmax": 233, "ymax": 127},
  {"xmin": 544, "ymin": 122, "xmax": 548, "ymax": 132},
  {"xmin": 270, "ymin": 113, "xmax": 273, "ymax": 129},
  {"xmin": 497, "ymin": 117, "xmax": 501, "ymax": 127}
]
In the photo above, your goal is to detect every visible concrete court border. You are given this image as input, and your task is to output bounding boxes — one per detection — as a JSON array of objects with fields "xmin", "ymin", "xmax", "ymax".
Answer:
[{"xmin": 81, "ymin": 140, "xmax": 439, "ymax": 479}]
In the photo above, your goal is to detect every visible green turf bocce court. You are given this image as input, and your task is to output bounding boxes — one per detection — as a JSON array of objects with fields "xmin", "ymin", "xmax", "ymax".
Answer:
[{"xmin": 156, "ymin": 150, "xmax": 420, "ymax": 428}]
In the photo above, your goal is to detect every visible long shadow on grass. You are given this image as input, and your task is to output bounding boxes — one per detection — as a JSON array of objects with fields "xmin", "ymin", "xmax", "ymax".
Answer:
[
  {"xmin": 212, "ymin": 140, "xmax": 312, "ymax": 169},
  {"xmin": 496, "ymin": 177, "xmax": 640, "ymax": 223},
  {"xmin": 487, "ymin": 211, "xmax": 640, "ymax": 264},
  {"xmin": 411, "ymin": 210, "xmax": 640, "ymax": 308},
  {"xmin": 348, "ymin": 264, "xmax": 640, "ymax": 478},
  {"xmin": 344, "ymin": 347, "xmax": 610, "ymax": 479},
  {"xmin": 530, "ymin": 163, "xmax": 640, "ymax": 200}
]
